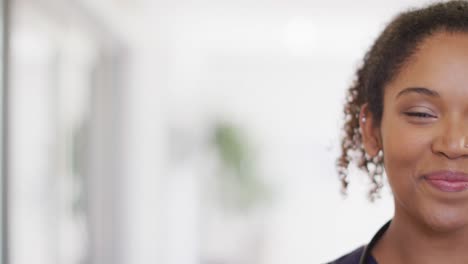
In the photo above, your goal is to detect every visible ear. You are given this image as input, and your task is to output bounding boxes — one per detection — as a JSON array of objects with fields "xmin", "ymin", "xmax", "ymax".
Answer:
[{"xmin": 359, "ymin": 104, "xmax": 382, "ymax": 157}]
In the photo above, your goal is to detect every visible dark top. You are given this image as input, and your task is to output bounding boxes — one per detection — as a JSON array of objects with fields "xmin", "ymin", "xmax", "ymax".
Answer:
[
  {"xmin": 327, "ymin": 246, "xmax": 378, "ymax": 264},
  {"xmin": 325, "ymin": 220, "xmax": 391, "ymax": 264}
]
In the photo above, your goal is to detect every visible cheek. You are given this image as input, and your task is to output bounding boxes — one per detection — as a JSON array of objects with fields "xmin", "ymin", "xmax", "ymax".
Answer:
[{"xmin": 380, "ymin": 115, "xmax": 432, "ymax": 195}]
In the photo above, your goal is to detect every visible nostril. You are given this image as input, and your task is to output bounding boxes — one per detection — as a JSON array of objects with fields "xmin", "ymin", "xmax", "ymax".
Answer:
[{"xmin": 432, "ymin": 135, "xmax": 468, "ymax": 160}]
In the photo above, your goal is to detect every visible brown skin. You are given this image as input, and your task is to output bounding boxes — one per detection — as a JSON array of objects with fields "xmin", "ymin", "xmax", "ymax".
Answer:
[{"xmin": 361, "ymin": 31, "xmax": 468, "ymax": 263}]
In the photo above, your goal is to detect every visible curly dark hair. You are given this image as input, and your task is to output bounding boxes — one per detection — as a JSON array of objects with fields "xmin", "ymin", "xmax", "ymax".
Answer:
[{"xmin": 338, "ymin": 0, "xmax": 468, "ymax": 201}]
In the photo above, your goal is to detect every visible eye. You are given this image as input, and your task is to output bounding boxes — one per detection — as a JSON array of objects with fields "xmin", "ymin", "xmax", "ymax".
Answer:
[{"xmin": 404, "ymin": 112, "xmax": 437, "ymax": 118}]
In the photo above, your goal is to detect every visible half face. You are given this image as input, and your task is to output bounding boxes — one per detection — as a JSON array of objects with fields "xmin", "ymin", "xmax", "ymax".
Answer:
[{"xmin": 365, "ymin": 31, "xmax": 468, "ymax": 232}]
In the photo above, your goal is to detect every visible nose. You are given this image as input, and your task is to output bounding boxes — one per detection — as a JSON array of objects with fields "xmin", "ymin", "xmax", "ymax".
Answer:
[{"xmin": 432, "ymin": 118, "xmax": 468, "ymax": 159}]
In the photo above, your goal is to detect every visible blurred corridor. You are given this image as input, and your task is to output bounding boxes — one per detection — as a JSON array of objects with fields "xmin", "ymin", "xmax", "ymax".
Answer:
[{"xmin": 0, "ymin": 0, "xmax": 431, "ymax": 263}]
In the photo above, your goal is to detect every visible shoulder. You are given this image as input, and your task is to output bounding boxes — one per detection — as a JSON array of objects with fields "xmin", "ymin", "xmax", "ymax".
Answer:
[{"xmin": 324, "ymin": 245, "xmax": 365, "ymax": 264}]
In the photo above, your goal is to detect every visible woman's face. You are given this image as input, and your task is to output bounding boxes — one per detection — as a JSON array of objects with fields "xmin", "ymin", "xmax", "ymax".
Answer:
[{"xmin": 366, "ymin": 31, "xmax": 468, "ymax": 232}]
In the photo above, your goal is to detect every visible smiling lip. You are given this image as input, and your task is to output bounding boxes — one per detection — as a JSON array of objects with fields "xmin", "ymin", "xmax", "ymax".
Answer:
[{"xmin": 424, "ymin": 171, "xmax": 468, "ymax": 192}]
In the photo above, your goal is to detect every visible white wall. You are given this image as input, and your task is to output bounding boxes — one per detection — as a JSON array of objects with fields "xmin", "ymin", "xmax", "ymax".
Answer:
[
  {"xmin": 8, "ymin": 0, "xmax": 436, "ymax": 263},
  {"xmin": 112, "ymin": 1, "xmax": 433, "ymax": 263}
]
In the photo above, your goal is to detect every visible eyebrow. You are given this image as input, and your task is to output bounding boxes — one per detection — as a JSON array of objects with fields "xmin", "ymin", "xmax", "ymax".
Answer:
[{"xmin": 395, "ymin": 87, "xmax": 440, "ymax": 99}]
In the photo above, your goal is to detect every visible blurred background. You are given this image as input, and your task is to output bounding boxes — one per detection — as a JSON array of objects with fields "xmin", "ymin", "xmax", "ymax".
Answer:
[{"xmin": 0, "ymin": 0, "xmax": 433, "ymax": 263}]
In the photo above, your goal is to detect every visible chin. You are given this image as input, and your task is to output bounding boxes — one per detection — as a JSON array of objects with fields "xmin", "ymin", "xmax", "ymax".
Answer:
[{"xmin": 422, "ymin": 208, "xmax": 468, "ymax": 233}]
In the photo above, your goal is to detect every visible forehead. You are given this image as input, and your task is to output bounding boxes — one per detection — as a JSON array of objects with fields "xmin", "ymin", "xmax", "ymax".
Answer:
[{"xmin": 385, "ymin": 31, "xmax": 468, "ymax": 100}]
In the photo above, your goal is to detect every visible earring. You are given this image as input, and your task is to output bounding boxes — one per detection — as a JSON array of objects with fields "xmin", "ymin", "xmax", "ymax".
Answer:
[{"xmin": 361, "ymin": 116, "xmax": 366, "ymax": 123}]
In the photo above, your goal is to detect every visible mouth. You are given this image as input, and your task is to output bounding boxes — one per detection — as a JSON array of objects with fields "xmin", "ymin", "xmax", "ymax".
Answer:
[{"xmin": 423, "ymin": 170, "xmax": 468, "ymax": 193}]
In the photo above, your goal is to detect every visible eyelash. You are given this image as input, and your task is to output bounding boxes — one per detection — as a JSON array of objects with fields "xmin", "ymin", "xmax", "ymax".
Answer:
[{"xmin": 404, "ymin": 112, "xmax": 436, "ymax": 118}]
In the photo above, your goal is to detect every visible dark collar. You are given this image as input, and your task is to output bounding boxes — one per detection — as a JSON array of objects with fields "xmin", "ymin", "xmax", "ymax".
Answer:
[{"xmin": 359, "ymin": 220, "xmax": 391, "ymax": 264}]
